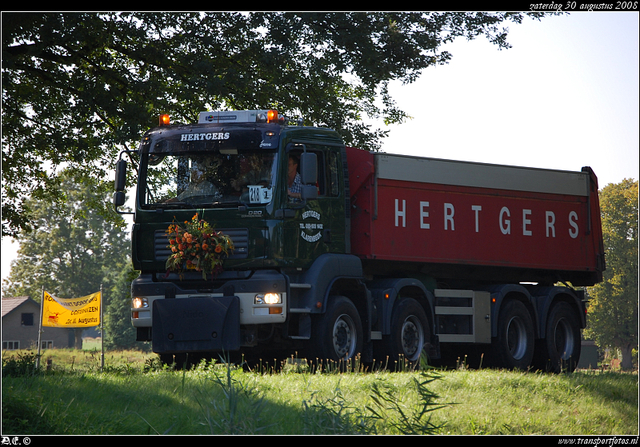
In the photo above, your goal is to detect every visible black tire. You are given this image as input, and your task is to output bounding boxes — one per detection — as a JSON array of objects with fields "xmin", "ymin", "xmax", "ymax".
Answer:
[
  {"xmin": 309, "ymin": 296, "xmax": 363, "ymax": 366},
  {"xmin": 535, "ymin": 302, "xmax": 582, "ymax": 373},
  {"xmin": 492, "ymin": 299, "xmax": 535, "ymax": 370},
  {"xmin": 375, "ymin": 297, "xmax": 429, "ymax": 368}
]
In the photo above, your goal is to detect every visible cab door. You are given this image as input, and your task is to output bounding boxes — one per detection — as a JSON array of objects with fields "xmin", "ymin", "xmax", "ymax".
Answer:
[{"xmin": 281, "ymin": 144, "xmax": 347, "ymax": 267}]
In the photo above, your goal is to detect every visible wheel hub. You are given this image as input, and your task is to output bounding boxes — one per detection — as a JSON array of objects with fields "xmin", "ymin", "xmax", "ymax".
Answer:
[
  {"xmin": 401, "ymin": 316, "xmax": 424, "ymax": 361},
  {"xmin": 333, "ymin": 314, "xmax": 355, "ymax": 359},
  {"xmin": 506, "ymin": 316, "xmax": 528, "ymax": 360}
]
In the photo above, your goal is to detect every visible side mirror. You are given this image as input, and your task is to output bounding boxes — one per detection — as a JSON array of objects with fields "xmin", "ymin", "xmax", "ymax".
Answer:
[
  {"xmin": 114, "ymin": 158, "xmax": 132, "ymax": 213},
  {"xmin": 299, "ymin": 152, "xmax": 317, "ymax": 185},
  {"xmin": 113, "ymin": 191, "xmax": 126, "ymax": 207},
  {"xmin": 299, "ymin": 152, "xmax": 317, "ymax": 200},
  {"xmin": 115, "ymin": 159, "xmax": 127, "ymax": 192},
  {"xmin": 113, "ymin": 151, "xmax": 136, "ymax": 215},
  {"xmin": 300, "ymin": 184, "xmax": 317, "ymax": 200}
]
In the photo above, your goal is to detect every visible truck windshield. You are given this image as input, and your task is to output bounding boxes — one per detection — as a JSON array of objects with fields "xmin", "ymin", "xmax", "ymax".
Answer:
[{"xmin": 142, "ymin": 150, "xmax": 278, "ymax": 208}]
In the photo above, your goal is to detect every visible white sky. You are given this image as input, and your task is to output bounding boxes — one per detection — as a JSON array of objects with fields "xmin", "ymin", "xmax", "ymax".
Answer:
[
  {"xmin": 2, "ymin": 12, "xmax": 638, "ymax": 286},
  {"xmin": 379, "ymin": 12, "xmax": 639, "ymax": 187}
]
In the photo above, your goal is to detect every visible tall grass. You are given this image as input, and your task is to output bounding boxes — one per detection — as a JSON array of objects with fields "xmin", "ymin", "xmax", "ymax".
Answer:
[
  {"xmin": 2, "ymin": 349, "xmax": 638, "ymax": 435},
  {"xmin": 430, "ymin": 368, "xmax": 638, "ymax": 435}
]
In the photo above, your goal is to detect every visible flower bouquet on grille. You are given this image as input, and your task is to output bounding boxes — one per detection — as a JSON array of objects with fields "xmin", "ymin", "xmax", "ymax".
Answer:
[{"xmin": 165, "ymin": 213, "xmax": 234, "ymax": 279}]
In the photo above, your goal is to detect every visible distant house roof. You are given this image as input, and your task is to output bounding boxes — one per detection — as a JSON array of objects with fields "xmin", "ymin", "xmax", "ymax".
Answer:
[{"xmin": 2, "ymin": 296, "xmax": 37, "ymax": 318}]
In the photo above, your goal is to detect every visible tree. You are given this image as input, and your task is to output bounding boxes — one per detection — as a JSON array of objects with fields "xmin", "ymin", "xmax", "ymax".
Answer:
[
  {"xmin": 584, "ymin": 179, "xmax": 638, "ymax": 370},
  {"xmin": 2, "ymin": 170, "xmax": 130, "ymax": 348},
  {"xmin": 2, "ymin": 11, "xmax": 552, "ymax": 237},
  {"xmin": 103, "ymin": 263, "xmax": 142, "ymax": 351}
]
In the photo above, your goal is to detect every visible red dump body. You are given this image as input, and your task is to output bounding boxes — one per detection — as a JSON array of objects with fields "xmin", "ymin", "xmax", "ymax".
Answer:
[{"xmin": 347, "ymin": 147, "xmax": 605, "ymax": 286}]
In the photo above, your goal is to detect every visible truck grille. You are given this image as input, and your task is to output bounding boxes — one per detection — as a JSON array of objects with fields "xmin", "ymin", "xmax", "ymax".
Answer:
[{"xmin": 154, "ymin": 228, "xmax": 249, "ymax": 261}]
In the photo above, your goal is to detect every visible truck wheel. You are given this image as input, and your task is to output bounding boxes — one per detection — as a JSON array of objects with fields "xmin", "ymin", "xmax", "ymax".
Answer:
[
  {"xmin": 536, "ymin": 302, "xmax": 581, "ymax": 373},
  {"xmin": 376, "ymin": 297, "xmax": 429, "ymax": 368},
  {"xmin": 492, "ymin": 299, "xmax": 534, "ymax": 370},
  {"xmin": 310, "ymin": 296, "xmax": 363, "ymax": 367}
]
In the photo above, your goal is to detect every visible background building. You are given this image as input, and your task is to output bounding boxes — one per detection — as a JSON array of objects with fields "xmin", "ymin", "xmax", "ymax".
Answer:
[{"xmin": 2, "ymin": 296, "xmax": 73, "ymax": 350}]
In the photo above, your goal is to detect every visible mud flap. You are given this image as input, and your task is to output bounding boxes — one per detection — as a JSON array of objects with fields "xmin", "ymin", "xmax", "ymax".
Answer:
[{"xmin": 152, "ymin": 296, "xmax": 240, "ymax": 354}]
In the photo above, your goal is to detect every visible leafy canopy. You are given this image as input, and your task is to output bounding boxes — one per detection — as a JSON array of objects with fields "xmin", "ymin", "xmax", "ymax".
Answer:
[
  {"xmin": 2, "ymin": 11, "xmax": 548, "ymax": 237},
  {"xmin": 1, "ymin": 170, "xmax": 129, "ymax": 301},
  {"xmin": 585, "ymin": 179, "xmax": 638, "ymax": 369}
]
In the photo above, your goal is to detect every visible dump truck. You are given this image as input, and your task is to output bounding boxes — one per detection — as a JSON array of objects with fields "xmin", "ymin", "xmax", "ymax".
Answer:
[{"xmin": 114, "ymin": 109, "xmax": 605, "ymax": 372}]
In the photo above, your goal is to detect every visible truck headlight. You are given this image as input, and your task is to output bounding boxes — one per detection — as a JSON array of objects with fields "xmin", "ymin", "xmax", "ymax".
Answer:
[
  {"xmin": 255, "ymin": 293, "xmax": 281, "ymax": 305},
  {"xmin": 132, "ymin": 297, "xmax": 149, "ymax": 309}
]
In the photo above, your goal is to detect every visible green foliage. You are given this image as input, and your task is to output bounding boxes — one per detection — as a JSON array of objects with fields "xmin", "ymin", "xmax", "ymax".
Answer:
[
  {"xmin": 103, "ymin": 264, "xmax": 141, "ymax": 351},
  {"xmin": 194, "ymin": 360, "xmax": 273, "ymax": 435},
  {"xmin": 3, "ymin": 11, "xmax": 552, "ymax": 236},
  {"xmin": 368, "ymin": 358, "xmax": 448, "ymax": 434},
  {"xmin": 1, "ymin": 392, "xmax": 64, "ymax": 435},
  {"xmin": 301, "ymin": 381, "xmax": 378, "ymax": 434},
  {"xmin": 585, "ymin": 179, "xmax": 638, "ymax": 370},
  {"xmin": 1, "ymin": 171, "xmax": 138, "ymax": 349},
  {"xmin": 1, "ymin": 350, "xmax": 40, "ymax": 378},
  {"xmin": 1, "ymin": 170, "xmax": 129, "ymax": 300}
]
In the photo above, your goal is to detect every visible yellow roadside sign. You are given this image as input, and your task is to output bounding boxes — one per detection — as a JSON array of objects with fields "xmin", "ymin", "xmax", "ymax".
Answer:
[{"xmin": 42, "ymin": 291, "xmax": 101, "ymax": 328}]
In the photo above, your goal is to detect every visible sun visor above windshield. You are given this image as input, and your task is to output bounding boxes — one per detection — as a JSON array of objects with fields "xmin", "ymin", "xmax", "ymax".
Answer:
[{"xmin": 143, "ymin": 125, "xmax": 281, "ymax": 154}]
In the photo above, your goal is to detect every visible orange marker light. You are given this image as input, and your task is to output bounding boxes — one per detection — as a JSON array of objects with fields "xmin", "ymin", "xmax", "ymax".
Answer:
[
  {"xmin": 159, "ymin": 114, "xmax": 170, "ymax": 126},
  {"xmin": 267, "ymin": 110, "xmax": 278, "ymax": 123}
]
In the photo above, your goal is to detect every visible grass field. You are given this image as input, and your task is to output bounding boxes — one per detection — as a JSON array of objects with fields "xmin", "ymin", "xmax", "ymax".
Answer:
[{"xmin": 2, "ymin": 348, "xmax": 638, "ymax": 436}]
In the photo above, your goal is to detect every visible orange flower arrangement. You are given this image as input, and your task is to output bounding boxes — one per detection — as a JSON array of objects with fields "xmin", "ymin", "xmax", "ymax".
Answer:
[{"xmin": 165, "ymin": 213, "xmax": 234, "ymax": 279}]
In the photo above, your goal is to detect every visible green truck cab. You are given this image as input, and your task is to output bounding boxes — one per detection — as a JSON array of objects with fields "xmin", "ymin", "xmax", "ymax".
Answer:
[{"xmin": 115, "ymin": 110, "xmax": 368, "ymax": 367}]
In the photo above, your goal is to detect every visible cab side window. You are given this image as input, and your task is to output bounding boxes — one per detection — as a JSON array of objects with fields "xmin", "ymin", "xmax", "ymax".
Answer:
[{"xmin": 287, "ymin": 145, "xmax": 343, "ymax": 199}]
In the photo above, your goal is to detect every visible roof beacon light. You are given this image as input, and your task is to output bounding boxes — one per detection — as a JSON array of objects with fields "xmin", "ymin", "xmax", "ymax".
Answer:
[
  {"xmin": 159, "ymin": 114, "xmax": 170, "ymax": 126},
  {"xmin": 267, "ymin": 109, "xmax": 279, "ymax": 124}
]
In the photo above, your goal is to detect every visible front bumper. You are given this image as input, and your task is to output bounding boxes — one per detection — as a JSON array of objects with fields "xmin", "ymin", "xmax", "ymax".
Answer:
[{"xmin": 130, "ymin": 270, "xmax": 287, "ymax": 354}]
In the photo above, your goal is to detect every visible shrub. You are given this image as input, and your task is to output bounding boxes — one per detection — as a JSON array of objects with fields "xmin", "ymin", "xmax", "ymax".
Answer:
[{"xmin": 2, "ymin": 351, "xmax": 40, "ymax": 378}]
